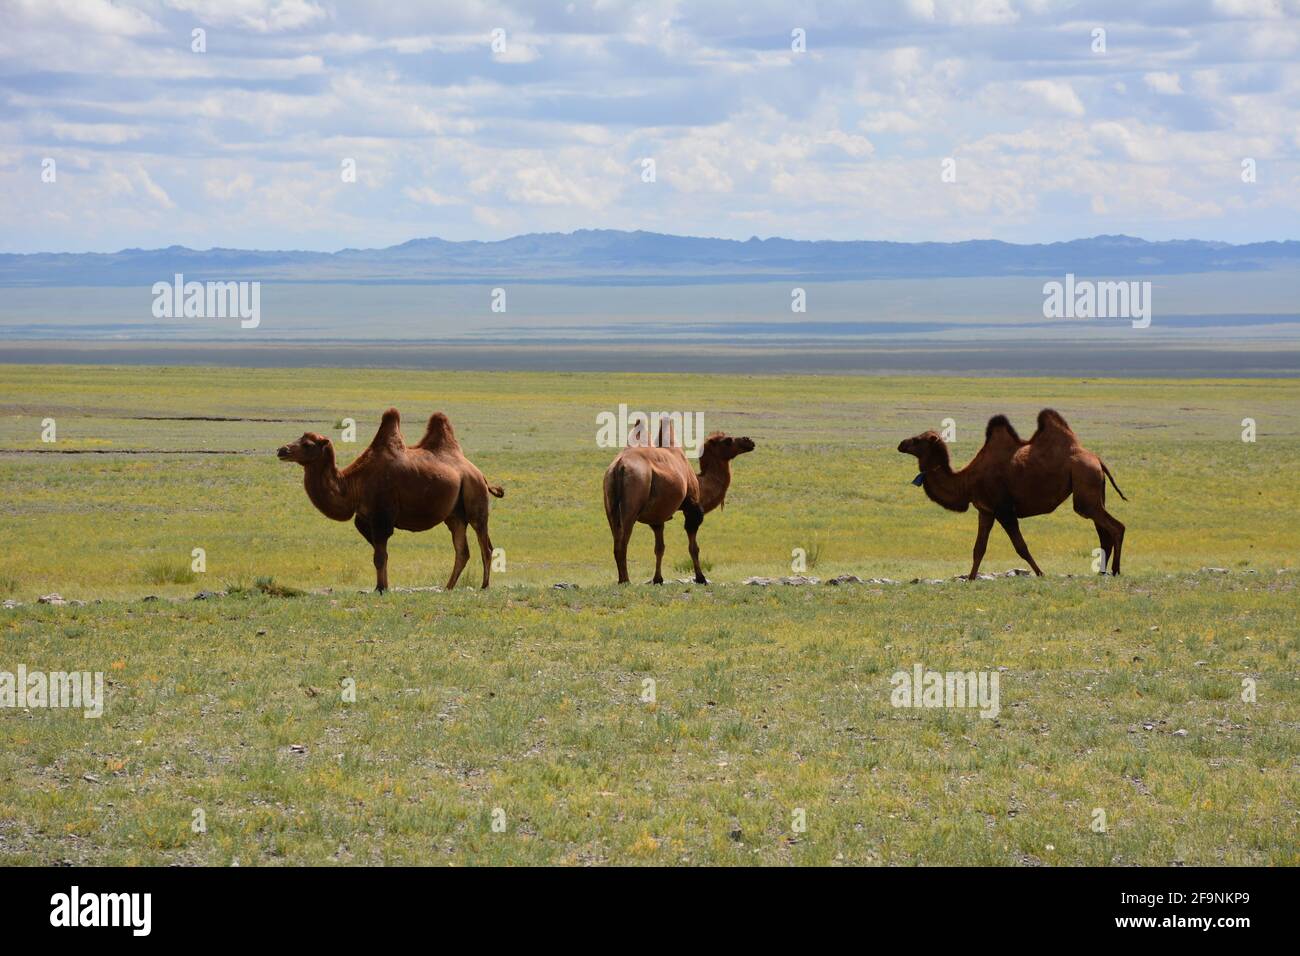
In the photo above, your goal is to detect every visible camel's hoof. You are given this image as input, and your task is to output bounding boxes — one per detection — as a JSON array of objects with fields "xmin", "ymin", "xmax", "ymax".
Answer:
[
  {"xmin": 694, "ymin": 575, "xmax": 708, "ymax": 585},
  {"xmin": 651, "ymin": 577, "xmax": 664, "ymax": 585}
]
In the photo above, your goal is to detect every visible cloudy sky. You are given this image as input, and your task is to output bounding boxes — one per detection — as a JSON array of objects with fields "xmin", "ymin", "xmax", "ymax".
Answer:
[{"xmin": 2, "ymin": 0, "xmax": 1298, "ymax": 252}]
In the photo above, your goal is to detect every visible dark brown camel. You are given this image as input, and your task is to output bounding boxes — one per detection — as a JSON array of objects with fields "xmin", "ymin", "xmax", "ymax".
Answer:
[
  {"xmin": 897, "ymin": 409, "xmax": 1127, "ymax": 578},
  {"xmin": 603, "ymin": 425, "xmax": 755, "ymax": 584},
  {"xmin": 277, "ymin": 408, "xmax": 504, "ymax": 592}
]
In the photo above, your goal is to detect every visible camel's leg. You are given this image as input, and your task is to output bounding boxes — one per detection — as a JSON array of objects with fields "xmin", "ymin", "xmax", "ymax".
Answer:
[
  {"xmin": 606, "ymin": 465, "xmax": 648, "ymax": 585},
  {"xmin": 1092, "ymin": 522, "xmax": 1114, "ymax": 574},
  {"xmin": 651, "ymin": 523, "xmax": 666, "ymax": 584},
  {"xmin": 355, "ymin": 515, "xmax": 373, "ymax": 545},
  {"xmin": 608, "ymin": 476, "xmax": 650, "ymax": 587},
  {"xmin": 369, "ymin": 518, "xmax": 393, "ymax": 594},
  {"xmin": 1072, "ymin": 471, "xmax": 1125, "ymax": 575},
  {"xmin": 996, "ymin": 511, "xmax": 1043, "ymax": 576},
  {"xmin": 444, "ymin": 515, "xmax": 470, "ymax": 590},
  {"xmin": 683, "ymin": 500, "xmax": 707, "ymax": 585},
  {"xmin": 614, "ymin": 519, "xmax": 636, "ymax": 585},
  {"xmin": 460, "ymin": 481, "xmax": 496, "ymax": 590},
  {"xmin": 969, "ymin": 510, "xmax": 994, "ymax": 580},
  {"xmin": 355, "ymin": 515, "xmax": 379, "ymax": 592},
  {"xmin": 471, "ymin": 518, "xmax": 494, "ymax": 590},
  {"xmin": 1094, "ymin": 510, "xmax": 1125, "ymax": 575}
]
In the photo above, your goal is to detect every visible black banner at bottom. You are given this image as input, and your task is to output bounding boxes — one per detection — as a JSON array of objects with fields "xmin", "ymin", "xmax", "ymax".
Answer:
[{"xmin": 0, "ymin": 865, "xmax": 1280, "ymax": 941}]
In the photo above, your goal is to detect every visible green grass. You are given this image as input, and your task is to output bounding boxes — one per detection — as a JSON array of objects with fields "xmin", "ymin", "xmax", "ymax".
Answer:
[
  {"xmin": 0, "ymin": 366, "xmax": 1297, "ymax": 865},
  {"xmin": 1, "ymin": 366, "xmax": 1297, "ymax": 596},
  {"xmin": 141, "ymin": 558, "xmax": 198, "ymax": 586},
  {"xmin": 1, "ymin": 577, "xmax": 1295, "ymax": 865}
]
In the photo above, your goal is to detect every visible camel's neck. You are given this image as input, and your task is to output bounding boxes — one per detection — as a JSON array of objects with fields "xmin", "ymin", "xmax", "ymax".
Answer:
[
  {"xmin": 303, "ymin": 449, "xmax": 355, "ymax": 521},
  {"xmin": 698, "ymin": 456, "xmax": 733, "ymax": 513},
  {"xmin": 921, "ymin": 446, "xmax": 971, "ymax": 512}
]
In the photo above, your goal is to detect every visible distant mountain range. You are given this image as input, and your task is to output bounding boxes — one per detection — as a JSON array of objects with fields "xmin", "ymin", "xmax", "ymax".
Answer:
[{"xmin": 3, "ymin": 230, "xmax": 1298, "ymax": 286}]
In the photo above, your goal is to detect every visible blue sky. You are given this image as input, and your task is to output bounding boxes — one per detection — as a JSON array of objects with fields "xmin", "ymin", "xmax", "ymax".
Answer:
[{"xmin": 2, "ymin": 0, "xmax": 1298, "ymax": 252}]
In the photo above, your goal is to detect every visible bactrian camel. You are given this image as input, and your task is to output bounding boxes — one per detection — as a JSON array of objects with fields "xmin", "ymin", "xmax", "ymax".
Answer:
[
  {"xmin": 277, "ymin": 409, "xmax": 504, "ymax": 592},
  {"xmin": 897, "ymin": 409, "xmax": 1127, "ymax": 578},
  {"xmin": 603, "ymin": 421, "xmax": 755, "ymax": 584}
]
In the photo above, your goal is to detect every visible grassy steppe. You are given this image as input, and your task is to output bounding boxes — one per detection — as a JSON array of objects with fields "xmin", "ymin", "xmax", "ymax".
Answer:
[
  {"xmin": 0, "ymin": 367, "xmax": 1296, "ymax": 865},
  {"xmin": 1, "ymin": 367, "xmax": 1298, "ymax": 593}
]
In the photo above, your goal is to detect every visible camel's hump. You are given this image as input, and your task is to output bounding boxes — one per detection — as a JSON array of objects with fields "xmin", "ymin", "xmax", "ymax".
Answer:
[
  {"xmin": 369, "ymin": 408, "xmax": 405, "ymax": 450},
  {"xmin": 1036, "ymin": 408, "xmax": 1074, "ymax": 433},
  {"xmin": 417, "ymin": 412, "xmax": 461, "ymax": 451},
  {"xmin": 984, "ymin": 414, "xmax": 1023, "ymax": 444}
]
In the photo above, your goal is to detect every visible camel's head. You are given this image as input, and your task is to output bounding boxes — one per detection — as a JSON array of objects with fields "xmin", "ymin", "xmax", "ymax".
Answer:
[
  {"xmin": 702, "ymin": 432, "xmax": 756, "ymax": 462},
  {"xmin": 897, "ymin": 430, "xmax": 948, "ymax": 478},
  {"xmin": 277, "ymin": 432, "xmax": 331, "ymax": 465}
]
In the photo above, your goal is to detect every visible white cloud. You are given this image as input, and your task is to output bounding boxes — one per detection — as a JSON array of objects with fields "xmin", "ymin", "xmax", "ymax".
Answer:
[
  {"xmin": 3, "ymin": 0, "xmax": 1299, "ymax": 250},
  {"xmin": 1212, "ymin": 0, "xmax": 1288, "ymax": 18},
  {"xmin": 204, "ymin": 173, "xmax": 255, "ymax": 200},
  {"xmin": 164, "ymin": 0, "xmax": 327, "ymax": 33},
  {"xmin": 403, "ymin": 186, "xmax": 458, "ymax": 206},
  {"xmin": 6, "ymin": 0, "xmax": 159, "ymax": 36},
  {"xmin": 48, "ymin": 122, "xmax": 143, "ymax": 144},
  {"xmin": 1144, "ymin": 72, "xmax": 1184, "ymax": 95},
  {"xmin": 816, "ymin": 130, "xmax": 876, "ymax": 158},
  {"xmin": 492, "ymin": 41, "xmax": 541, "ymax": 63},
  {"xmin": 860, "ymin": 111, "xmax": 923, "ymax": 134},
  {"xmin": 135, "ymin": 167, "xmax": 176, "ymax": 209},
  {"xmin": 905, "ymin": 0, "xmax": 1019, "ymax": 24},
  {"xmin": 1020, "ymin": 80, "xmax": 1086, "ymax": 116}
]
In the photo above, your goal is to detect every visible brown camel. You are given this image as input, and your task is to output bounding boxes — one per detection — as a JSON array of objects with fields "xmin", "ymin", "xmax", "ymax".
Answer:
[
  {"xmin": 603, "ymin": 424, "xmax": 755, "ymax": 584},
  {"xmin": 897, "ymin": 409, "xmax": 1127, "ymax": 578},
  {"xmin": 277, "ymin": 408, "xmax": 504, "ymax": 592}
]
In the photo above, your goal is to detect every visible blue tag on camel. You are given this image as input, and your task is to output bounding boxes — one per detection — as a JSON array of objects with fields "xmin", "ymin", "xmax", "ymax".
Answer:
[{"xmin": 912, "ymin": 473, "xmax": 926, "ymax": 486}]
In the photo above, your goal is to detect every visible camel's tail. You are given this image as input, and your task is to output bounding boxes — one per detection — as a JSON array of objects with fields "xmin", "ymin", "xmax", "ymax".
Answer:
[
  {"xmin": 1100, "ymin": 460, "xmax": 1128, "ymax": 501},
  {"xmin": 488, "ymin": 484, "xmax": 505, "ymax": 498},
  {"xmin": 605, "ymin": 463, "xmax": 625, "ymax": 532}
]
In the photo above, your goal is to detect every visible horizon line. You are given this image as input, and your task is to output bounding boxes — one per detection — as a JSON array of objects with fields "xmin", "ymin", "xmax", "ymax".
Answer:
[{"xmin": 6, "ymin": 229, "xmax": 1300, "ymax": 258}]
